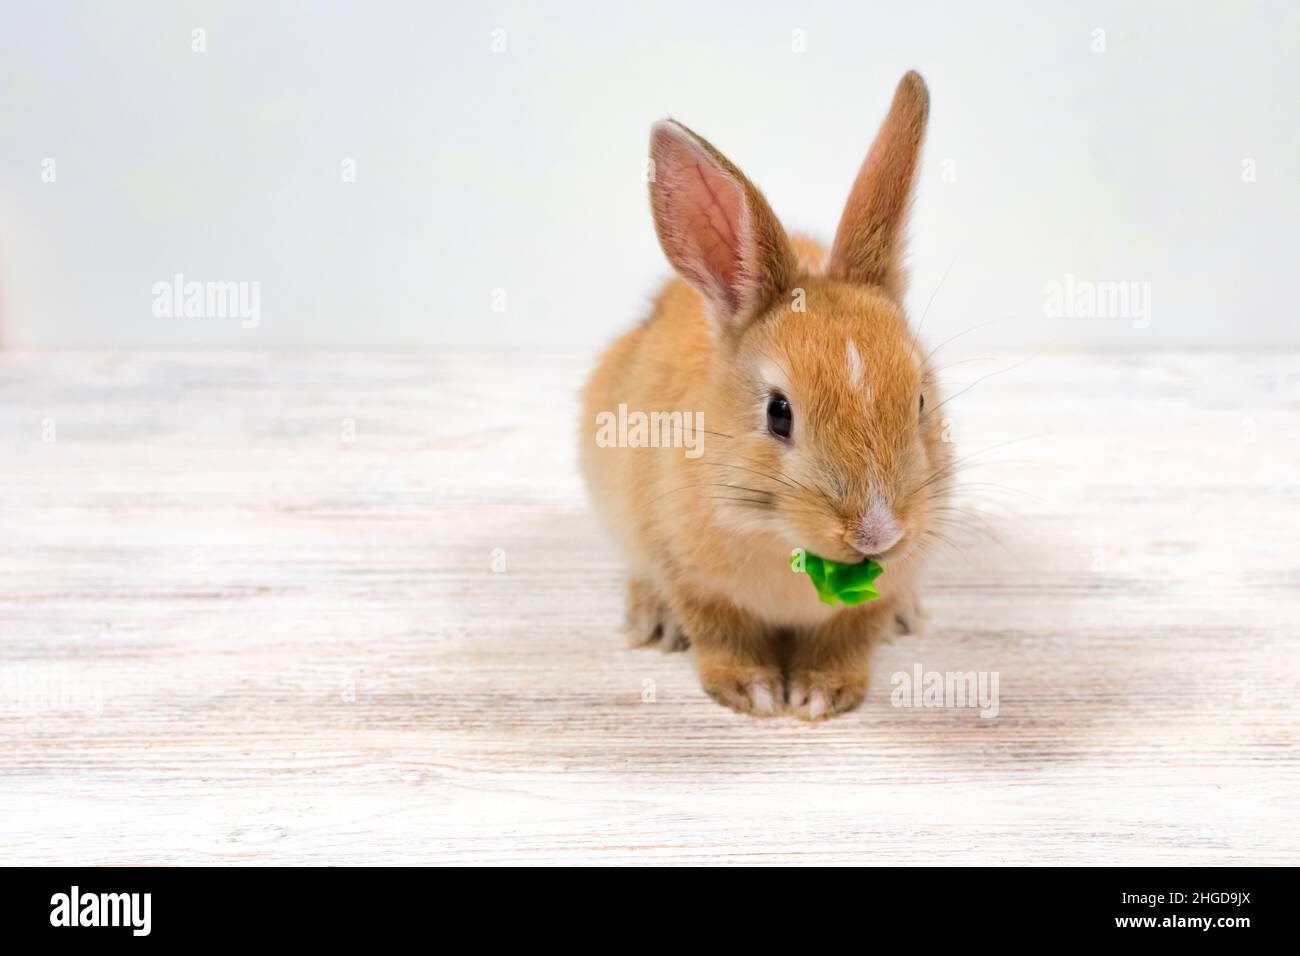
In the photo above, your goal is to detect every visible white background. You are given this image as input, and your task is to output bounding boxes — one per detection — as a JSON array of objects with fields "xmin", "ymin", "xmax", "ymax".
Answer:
[{"xmin": 1, "ymin": 0, "xmax": 1296, "ymax": 349}]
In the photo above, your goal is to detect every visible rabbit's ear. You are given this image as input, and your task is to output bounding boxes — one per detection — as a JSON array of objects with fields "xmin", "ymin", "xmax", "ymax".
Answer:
[
  {"xmin": 827, "ymin": 71, "xmax": 929, "ymax": 301},
  {"xmin": 649, "ymin": 120, "xmax": 796, "ymax": 329}
]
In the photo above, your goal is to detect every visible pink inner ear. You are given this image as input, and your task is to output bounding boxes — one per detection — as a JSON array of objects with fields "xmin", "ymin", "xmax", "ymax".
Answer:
[{"xmin": 652, "ymin": 128, "xmax": 750, "ymax": 312}]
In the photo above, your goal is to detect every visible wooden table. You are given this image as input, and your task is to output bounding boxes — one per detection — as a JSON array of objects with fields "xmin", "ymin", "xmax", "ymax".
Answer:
[{"xmin": 1, "ymin": 349, "xmax": 1296, "ymax": 864}]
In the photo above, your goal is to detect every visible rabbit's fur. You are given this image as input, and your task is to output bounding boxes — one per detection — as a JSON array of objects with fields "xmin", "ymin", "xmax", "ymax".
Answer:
[{"xmin": 581, "ymin": 73, "xmax": 950, "ymax": 720}]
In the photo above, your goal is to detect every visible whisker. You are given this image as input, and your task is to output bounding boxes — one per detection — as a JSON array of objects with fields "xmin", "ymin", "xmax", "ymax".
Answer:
[
  {"xmin": 754, "ymin": 347, "xmax": 796, "ymax": 388},
  {"xmin": 908, "ymin": 252, "xmax": 958, "ymax": 365},
  {"xmin": 925, "ymin": 356, "xmax": 998, "ymax": 380},
  {"xmin": 928, "ymin": 353, "xmax": 1040, "ymax": 415},
  {"xmin": 942, "ymin": 479, "xmax": 1045, "ymax": 502},
  {"xmin": 923, "ymin": 317, "xmax": 1016, "ymax": 366},
  {"xmin": 699, "ymin": 460, "xmax": 800, "ymax": 491},
  {"xmin": 706, "ymin": 495, "xmax": 773, "ymax": 507},
  {"xmin": 908, "ymin": 434, "xmax": 1048, "ymax": 499},
  {"xmin": 647, "ymin": 481, "xmax": 707, "ymax": 506},
  {"xmin": 709, "ymin": 482, "xmax": 779, "ymax": 499}
]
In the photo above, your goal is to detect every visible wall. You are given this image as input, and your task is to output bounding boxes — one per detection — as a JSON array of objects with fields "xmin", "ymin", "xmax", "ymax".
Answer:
[{"xmin": 1, "ymin": 0, "xmax": 1296, "ymax": 348}]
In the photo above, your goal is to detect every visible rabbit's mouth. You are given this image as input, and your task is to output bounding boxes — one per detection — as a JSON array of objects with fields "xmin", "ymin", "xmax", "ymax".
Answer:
[{"xmin": 855, "ymin": 532, "xmax": 914, "ymax": 568}]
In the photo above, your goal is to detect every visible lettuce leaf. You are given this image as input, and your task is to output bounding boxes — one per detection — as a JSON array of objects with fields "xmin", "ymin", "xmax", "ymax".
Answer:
[{"xmin": 789, "ymin": 550, "xmax": 884, "ymax": 606}]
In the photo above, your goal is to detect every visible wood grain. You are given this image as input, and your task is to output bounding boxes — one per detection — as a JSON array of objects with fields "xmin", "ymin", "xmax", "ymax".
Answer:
[{"xmin": 0, "ymin": 349, "xmax": 1296, "ymax": 865}]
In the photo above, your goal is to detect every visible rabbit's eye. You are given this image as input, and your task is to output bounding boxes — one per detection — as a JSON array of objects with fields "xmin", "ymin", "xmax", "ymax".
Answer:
[
  {"xmin": 767, "ymin": 394, "xmax": 793, "ymax": 440},
  {"xmin": 919, "ymin": 393, "xmax": 925, "ymax": 415}
]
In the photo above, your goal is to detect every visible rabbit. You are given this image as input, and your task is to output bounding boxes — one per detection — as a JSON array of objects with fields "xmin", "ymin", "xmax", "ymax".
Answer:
[{"xmin": 580, "ymin": 71, "xmax": 950, "ymax": 720}]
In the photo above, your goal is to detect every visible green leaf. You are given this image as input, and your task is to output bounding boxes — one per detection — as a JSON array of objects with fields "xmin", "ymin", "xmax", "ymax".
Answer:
[{"xmin": 790, "ymin": 550, "xmax": 884, "ymax": 607}]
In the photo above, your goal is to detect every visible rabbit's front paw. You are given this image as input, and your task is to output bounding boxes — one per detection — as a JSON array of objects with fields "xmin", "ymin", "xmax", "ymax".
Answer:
[
  {"xmin": 786, "ymin": 669, "xmax": 868, "ymax": 721},
  {"xmin": 624, "ymin": 579, "xmax": 689, "ymax": 652},
  {"xmin": 697, "ymin": 662, "xmax": 783, "ymax": 717}
]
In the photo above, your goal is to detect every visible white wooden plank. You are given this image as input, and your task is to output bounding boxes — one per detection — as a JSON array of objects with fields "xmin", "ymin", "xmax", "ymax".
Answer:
[{"xmin": 0, "ymin": 349, "xmax": 1296, "ymax": 864}]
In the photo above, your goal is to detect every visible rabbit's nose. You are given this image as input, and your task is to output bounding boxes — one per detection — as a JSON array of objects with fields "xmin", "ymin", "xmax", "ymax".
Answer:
[{"xmin": 847, "ymin": 497, "xmax": 902, "ymax": 557}]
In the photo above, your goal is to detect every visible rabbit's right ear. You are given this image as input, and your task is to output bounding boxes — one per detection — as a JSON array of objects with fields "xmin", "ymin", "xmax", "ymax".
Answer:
[
  {"xmin": 827, "ymin": 71, "xmax": 930, "ymax": 301},
  {"xmin": 649, "ymin": 120, "xmax": 796, "ymax": 331}
]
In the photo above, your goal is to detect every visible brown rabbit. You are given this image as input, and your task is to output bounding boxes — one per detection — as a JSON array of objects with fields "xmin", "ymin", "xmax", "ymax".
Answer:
[{"xmin": 581, "ymin": 72, "xmax": 950, "ymax": 720}]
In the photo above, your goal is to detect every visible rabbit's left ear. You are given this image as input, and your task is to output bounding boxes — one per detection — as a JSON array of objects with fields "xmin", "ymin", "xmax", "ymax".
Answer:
[
  {"xmin": 649, "ymin": 120, "xmax": 796, "ymax": 330},
  {"xmin": 827, "ymin": 71, "xmax": 929, "ymax": 301}
]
